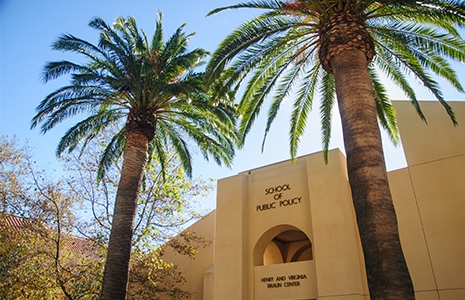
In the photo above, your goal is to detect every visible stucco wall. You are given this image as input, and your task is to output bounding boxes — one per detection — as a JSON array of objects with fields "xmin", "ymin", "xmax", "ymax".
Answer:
[
  {"xmin": 390, "ymin": 101, "xmax": 465, "ymax": 300},
  {"xmin": 162, "ymin": 211, "xmax": 215, "ymax": 299}
]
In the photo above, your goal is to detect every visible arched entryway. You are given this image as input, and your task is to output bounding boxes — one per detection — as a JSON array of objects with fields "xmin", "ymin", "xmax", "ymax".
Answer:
[
  {"xmin": 253, "ymin": 225, "xmax": 317, "ymax": 299},
  {"xmin": 254, "ymin": 225, "xmax": 313, "ymax": 266}
]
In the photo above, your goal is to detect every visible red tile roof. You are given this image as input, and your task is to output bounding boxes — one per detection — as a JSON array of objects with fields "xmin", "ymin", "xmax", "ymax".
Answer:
[{"xmin": 1, "ymin": 215, "xmax": 101, "ymax": 256}]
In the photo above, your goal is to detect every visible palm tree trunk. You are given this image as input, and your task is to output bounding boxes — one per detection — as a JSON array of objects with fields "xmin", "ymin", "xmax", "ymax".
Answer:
[
  {"xmin": 332, "ymin": 50, "xmax": 415, "ymax": 300},
  {"xmin": 100, "ymin": 130, "xmax": 149, "ymax": 300}
]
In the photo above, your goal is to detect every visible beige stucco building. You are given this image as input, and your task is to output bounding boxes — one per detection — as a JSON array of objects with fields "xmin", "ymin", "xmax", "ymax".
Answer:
[{"xmin": 164, "ymin": 101, "xmax": 465, "ymax": 300}]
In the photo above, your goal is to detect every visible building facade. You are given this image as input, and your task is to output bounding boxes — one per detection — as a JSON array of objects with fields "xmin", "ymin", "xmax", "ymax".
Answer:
[{"xmin": 164, "ymin": 101, "xmax": 465, "ymax": 300}]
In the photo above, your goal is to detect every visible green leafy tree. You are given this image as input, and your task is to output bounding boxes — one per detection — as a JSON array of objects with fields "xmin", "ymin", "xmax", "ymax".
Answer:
[
  {"xmin": 0, "ymin": 217, "xmax": 60, "ymax": 299},
  {"xmin": 206, "ymin": 1, "xmax": 465, "ymax": 299},
  {"xmin": 1, "ymin": 135, "xmax": 214, "ymax": 299},
  {"xmin": 31, "ymin": 14, "xmax": 236, "ymax": 299},
  {"xmin": 0, "ymin": 135, "xmax": 103, "ymax": 300},
  {"xmin": 0, "ymin": 136, "xmax": 34, "ymax": 216}
]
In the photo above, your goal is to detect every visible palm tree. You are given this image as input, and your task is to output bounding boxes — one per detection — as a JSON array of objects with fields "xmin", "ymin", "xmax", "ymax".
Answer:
[
  {"xmin": 206, "ymin": 1, "xmax": 465, "ymax": 299},
  {"xmin": 31, "ymin": 14, "xmax": 237, "ymax": 299}
]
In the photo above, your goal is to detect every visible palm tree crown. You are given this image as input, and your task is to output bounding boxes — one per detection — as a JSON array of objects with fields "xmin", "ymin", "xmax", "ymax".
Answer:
[
  {"xmin": 207, "ymin": 0, "xmax": 465, "ymax": 159},
  {"xmin": 32, "ymin": 14, "xmax": 236, "ymax": 178}
]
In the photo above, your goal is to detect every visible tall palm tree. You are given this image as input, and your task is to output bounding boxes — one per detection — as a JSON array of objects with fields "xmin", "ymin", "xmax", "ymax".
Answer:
[
  {"xmin": 31, "ymin": 14, "xmax": 237, "ymax": 299},
  {"xmin": 206, "ymin": 1, "xmax": 465, "ymax": 299}
]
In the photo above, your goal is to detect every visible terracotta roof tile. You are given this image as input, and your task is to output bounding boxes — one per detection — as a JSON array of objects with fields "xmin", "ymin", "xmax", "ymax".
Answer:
[{"xmin": 1, "ymin": 215, "xmax": 100, "ymax": 256}]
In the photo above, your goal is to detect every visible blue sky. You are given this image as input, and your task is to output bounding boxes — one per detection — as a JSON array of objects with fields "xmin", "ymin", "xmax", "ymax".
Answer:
[{"xmin": 1, "ymin": 0, "xmax": 464, "ymax": 211}]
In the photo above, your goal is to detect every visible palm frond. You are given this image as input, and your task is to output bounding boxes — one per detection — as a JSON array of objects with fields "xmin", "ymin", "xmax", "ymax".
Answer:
[
  {"xmin": 97, "ymin": 128, "xmax": 126, "ymax": 181},
  {"xmin": 56, "ymin": 108, "xmax": 124, "ymax": 156},
  {"xmin": 207, "ymin": 15, "xmax": 298, "ymax": 83},
  {"xmin": 207, "ymin": 0, "xmax": 282, "ymax": 16},
  {"xmin": 368, "ymin": 66, "xmax": 399, "ymax": 144},
  {"xmin": 318, "ymin": 71, "xmax": 335, "ymax": 162}
]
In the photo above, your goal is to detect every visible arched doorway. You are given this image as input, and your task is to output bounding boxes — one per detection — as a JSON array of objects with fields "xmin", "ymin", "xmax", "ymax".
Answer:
[
  {"xmin": 254, "ymin": 225, "xmax": 313, "ymax": 266},
  {"xmin": 253, "ymin": 225, "xmax": 317, "ymax": 299}
]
